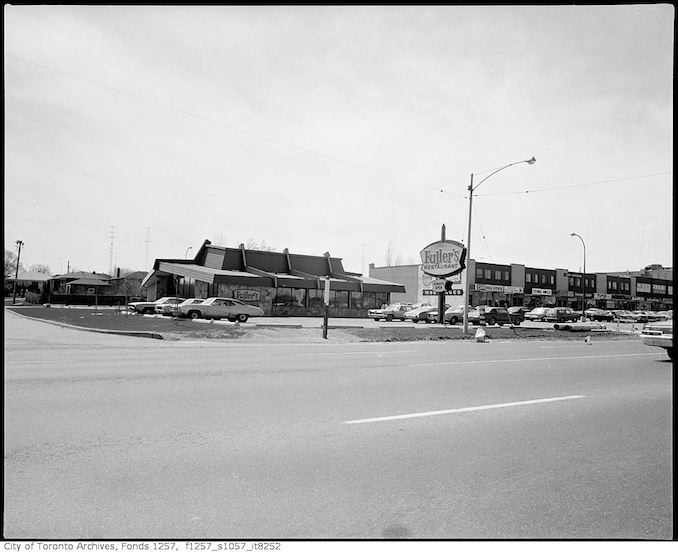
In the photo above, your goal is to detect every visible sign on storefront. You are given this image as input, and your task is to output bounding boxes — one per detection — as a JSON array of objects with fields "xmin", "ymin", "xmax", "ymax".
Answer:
[
  {"xmin": 420, "ymin": 240, "xmax": 466, "ymax": 277},
  {"xmin": 474, "ymin": 284, "xmax": 504, "ymax": 292},
  {"xmin": 532, "ymin": 288, "xmax": 552, "ymax": 296},
  {"xmin": 594, "ymin": 293, "xmax": 612, "ymax": 299},
  {"xmin": 233, "ymin": 290, "xmax": 260, "ymax": 301},
  {"xmin": 432, "ymin": 279, "xmax": 447, "ymax": 292},
  {"xmin": 505, "ymin": 286, "xmax": 524, "ymax": 294},
  {"xmin": 424, "ymin": 289, "xmax": 463, "ymax": 296}
]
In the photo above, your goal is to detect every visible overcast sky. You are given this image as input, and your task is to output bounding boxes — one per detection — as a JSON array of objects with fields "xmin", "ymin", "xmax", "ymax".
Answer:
[{"xmin": 4, "ymin": 5, "xmax": 673, "ymax": 277}]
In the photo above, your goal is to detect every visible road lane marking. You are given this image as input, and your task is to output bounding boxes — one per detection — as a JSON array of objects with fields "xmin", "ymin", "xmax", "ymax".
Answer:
[
  {"xmin": 299, "ymin": 350, "xmax": 418, "ymax": 356},
  {"xmin": 411, "ymin": 352, "xmax": 661, "ymax": 367},
  {"xmin": 344, "ymin": 395, "xmax": 586, "ymax": 425}
]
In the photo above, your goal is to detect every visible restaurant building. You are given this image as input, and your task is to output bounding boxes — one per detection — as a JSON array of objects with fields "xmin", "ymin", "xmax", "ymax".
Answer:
[{"xmin": 141, "ymin": 240, "xmax": 406, "ymax": 317}]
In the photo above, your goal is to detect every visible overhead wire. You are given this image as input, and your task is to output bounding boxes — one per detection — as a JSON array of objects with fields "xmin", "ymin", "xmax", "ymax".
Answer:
[{"xmin": 7, "ymin": 53, "xmax": 468, "ymax": 198}]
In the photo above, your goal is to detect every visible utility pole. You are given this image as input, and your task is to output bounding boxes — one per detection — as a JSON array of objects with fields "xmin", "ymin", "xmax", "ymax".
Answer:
[
  {"xmin": 145, "ymin": 227, "xmax": 151, "ymax": 268},
  {"xmin": 12, "ymin": 240, "xmax": 24, "ymax": 304},
  {"xmin": 107, "ymin": 226, "xmax": 116, "ymax": 276}
]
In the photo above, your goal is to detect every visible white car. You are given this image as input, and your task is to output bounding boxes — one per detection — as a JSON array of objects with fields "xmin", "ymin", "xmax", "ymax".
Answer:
[
  {"xmin": 640, "ymin": 320, "xmax": 674, "ymax": 360},
  {"xmin": 129, "ymin": 296, "xmax": 183, "ymax": 314},
  {"xmin": 178, "ymin": 297, "xmax": 265, "ymax": 322},
  {"xmin": 155, "ymin": 297, "xmax": 204, "ymax": 316}
]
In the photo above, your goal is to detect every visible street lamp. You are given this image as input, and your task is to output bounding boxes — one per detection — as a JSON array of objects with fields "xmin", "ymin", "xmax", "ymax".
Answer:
[
  {"xmin": 462, "ymin": 157, "xmax": 536, "ymax": 334},
  {"xmin": 570, "ymin": 233, "xmax": 586, "ymax": 321},
  {"xmin": 184, "ymin": 246, "xmax": 193, "ymax": 260},
  {"xmin": 12, "ymin": 240, "xmax": 24, "ymax": 305}
]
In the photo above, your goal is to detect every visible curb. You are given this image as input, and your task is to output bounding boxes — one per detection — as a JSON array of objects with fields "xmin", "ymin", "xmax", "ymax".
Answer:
[{"xmin": 5, "ymin": 308, "xmax": 165, "ymax": 339}]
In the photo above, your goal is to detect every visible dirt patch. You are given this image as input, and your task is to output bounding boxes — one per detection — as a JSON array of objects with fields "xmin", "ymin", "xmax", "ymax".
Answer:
[{"xmin": 7, "ymin": 306, "xmax": 640, "ymax": 344}]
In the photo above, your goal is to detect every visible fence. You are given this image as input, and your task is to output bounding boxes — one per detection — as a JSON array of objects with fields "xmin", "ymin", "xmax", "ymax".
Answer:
[{"xmin": 47, "ymin": 294, "xmax": 132, "ymax": 306}]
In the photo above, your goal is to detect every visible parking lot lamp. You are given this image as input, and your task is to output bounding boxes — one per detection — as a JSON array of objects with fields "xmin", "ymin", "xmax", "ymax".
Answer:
[
  {"xmin": 462, "ymin": 157, "xmax": 536, "ymax": 334},
  {"xmin": 185, "ymin": 246, "xmax": 193, "ymax": 260},
  {"xmin": 12, "ymin": 240, "xmax": 24, "ymax": 305},
  {"xmin": 570, "ymin": 233, "xmax": 586, "ymax": 321}
]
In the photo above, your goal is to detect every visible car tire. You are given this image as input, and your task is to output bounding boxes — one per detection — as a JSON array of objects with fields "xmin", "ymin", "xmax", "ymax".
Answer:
[
  {"xmin": 488, "ymin": 317, "xmax": 496, "ymax": 326},
  {"xmin": 513, "ymin": 320, "xmax": 521, "ymax": 326},
  {"xmin": 227, "ymin": 317, "xmax": 236, "ymax": 322},
  {"xmin": 450, "ymin": 317, "xmax": 458, "ymax": 325},
  {"xmin": 188, "ymin": 310, "xmax": 201, "ymax": 320},
  {"xmin": 386, "ymin": 315, "xmax": 394, "ymax": 322},
  {"xmin": 236, "ymin": 313, "xmax": 249, "ymax": 323},
  {"xmin": 142, "ymin": 307, "xmax": 153, "ymax": 314},
  {"xmin": 412, "ymin": 319, "xmax": 418, "ymax": 323}
]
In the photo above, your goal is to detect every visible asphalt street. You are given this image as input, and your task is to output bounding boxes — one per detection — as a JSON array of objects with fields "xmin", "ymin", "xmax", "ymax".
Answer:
[{"xmin": 4, "ymin": 311, "xmax": 673, "ymax": 539}]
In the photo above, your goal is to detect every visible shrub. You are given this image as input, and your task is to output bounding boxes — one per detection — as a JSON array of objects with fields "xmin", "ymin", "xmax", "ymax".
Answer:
[{"xmin": 24, "ymin": 291, "xmax": 42, "ymax": 304}]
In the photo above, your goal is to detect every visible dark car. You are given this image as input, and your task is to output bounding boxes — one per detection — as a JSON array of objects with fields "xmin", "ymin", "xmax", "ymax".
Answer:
[
  {"xmin": 468, "ymin": 306, "xmax": 514, "ymax": 326},
  {"xmin": 443, "ymin": 305, "xmax": 466, "ymax": 324},
  {"xmin": 545, "ymin": 307, "xmax": 581, "ymax": 322},
  {"xmin": 585, "ymin": 308, "xmax": 614, "ymax": 322},
  {"xmin": 507, "ymin": 306, "xmax": 529, "ymax": 323}
]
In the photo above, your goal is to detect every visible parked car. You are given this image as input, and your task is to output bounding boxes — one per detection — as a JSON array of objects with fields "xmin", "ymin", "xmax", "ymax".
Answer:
[
  {"xmin": 129, "ymin": 296, "xmax": 184, "ymax": 315},
  {"xmin": 368, "ymin": 303, "xmax": 413, "ymax": 322},
  {"xmin": 404, "ymin": 304, "xmax": 438, "ymax": 323},
  {"xmin": 638, "ymin": 311, "xmax": 665, "ymax": 322},
  {"xmin": 468, "ymin": 306, "xmax": 514, "ymax": 326},
  {"xmin": 611, "ymin": 310, "xmax": 636, "ymax": 322},
  {"xmin": 585, "ymin": 308, "xmax": 614, "ymax": 322},
  {"xmin": 545, "ymin": 307, "xmax": 581, "ymax": 323},
  {"xmin": 507, "ymin": 306, "xmax": 530, "ymax": 323},
  {"xmin": 444, "ymin": 305, "xmax": 467, "ymax": 325},
  {"xmin": 178, "ymin": 297, "xmax": 265, "ymax": 322},
  {"xmin": 156, "ymin": 297, "xmax": 204, "ymax": 316},
  {"xmin": 640, "ymin": 319, "xmax": 674, "ymax": 360},
  {"xmin": 524, "ymin": 307, "xmax": 551, "ymax": 322}
]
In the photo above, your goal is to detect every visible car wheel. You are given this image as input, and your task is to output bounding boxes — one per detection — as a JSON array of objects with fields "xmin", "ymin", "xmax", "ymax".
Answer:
[
  {"xmin": 425, "ymin": 319, "xmax": 431, "ymax": 324},
  {"xmin": 488, "ymin": 317, "xmax": 496, "ymax": 326},
  {"xmin": 236, "ymin": 313, "xmax": 249, "ymax": 323},
  {"xmin": 450, "ymin": 317, "xmax": 458, "ymax": 325},
  {"xmin": 142, "ymin": 307, "xmax": 153, "ymax": 314},
  {"xmin": 227, "ymin": 317, "xmax": 236, "ymax": 322},
  {"xmin": 188, "ymin": 310, "xmax": 201, "ymax": 320},
  {"xmin": 513, "ymin": 320, "xmax": 521, "ymax": 326},
  {"xmin": 386, "ymin": 315, "xmax": 394, "ymax": 322},
  {"xmin": 412, "ymin": 319, "xmax": 418, "ymax": 323}
]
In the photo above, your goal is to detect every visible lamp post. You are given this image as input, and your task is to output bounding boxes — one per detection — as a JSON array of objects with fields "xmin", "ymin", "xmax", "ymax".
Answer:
[
  {"xmin": 570, "ymin": 233, "xmax": 586, "ymax": 321},
  {"xmin": 184, "ymin": 246, "xmax": 193, "ymax": 260},
  {"xmin": 12, "ymin": 240, "xmax": 24, "ymax": 305},
  {"xmin": 462, "ymin": 157, "xmax": 536, "ymax": 334}
]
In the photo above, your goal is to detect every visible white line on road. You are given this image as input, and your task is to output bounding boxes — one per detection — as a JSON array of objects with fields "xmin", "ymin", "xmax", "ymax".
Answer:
[
  {"xmin": 344, "ymin": 395, "xmax": 586, "ymax": 424},
  {"xmin": 411, "ymin": 352, "xmax": 661, "ymax": 367},
  {"xmin": 299, "ymin": 350, "xmax": 418, "ymax": 356}
]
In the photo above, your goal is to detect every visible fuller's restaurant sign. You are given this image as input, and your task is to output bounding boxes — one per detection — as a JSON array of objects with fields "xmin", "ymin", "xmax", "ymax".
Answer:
[{"xmin": 420, "ymin": 239, "xmax": 466, "ymax": 278}]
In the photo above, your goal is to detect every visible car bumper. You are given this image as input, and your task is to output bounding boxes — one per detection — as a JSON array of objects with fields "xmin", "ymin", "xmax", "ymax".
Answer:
[{"xmin": 640, "ymin": 334, "xmax": 673, "ymax": 349}]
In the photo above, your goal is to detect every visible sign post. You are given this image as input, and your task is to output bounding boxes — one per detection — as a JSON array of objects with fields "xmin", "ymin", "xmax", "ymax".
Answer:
[
  {"xmin": 420, "ymin": 226, "xmax": 467, "ymax": 325},
  {"xmin": 322, "ymin": 276, "xmax": 330, "ymax": 339}
]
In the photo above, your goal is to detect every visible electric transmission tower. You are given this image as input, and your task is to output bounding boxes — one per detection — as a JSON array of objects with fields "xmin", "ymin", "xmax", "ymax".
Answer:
[{"xmin": 107, "ymin": 226, "xmax": 116, "ymax": 276}]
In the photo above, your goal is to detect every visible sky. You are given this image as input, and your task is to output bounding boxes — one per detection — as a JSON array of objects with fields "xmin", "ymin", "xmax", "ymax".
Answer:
[{"xmin": 4, "ymin": 5, "xmax": 673, "ymax": 277}]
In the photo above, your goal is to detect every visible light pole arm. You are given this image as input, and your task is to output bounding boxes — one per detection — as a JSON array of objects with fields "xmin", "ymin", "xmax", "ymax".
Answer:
[{"xmin": 471, "ymin": 157, "xmax": 536, "ymax": 193}]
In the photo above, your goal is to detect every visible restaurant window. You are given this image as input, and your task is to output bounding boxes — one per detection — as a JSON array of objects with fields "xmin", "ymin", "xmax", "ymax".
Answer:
[
  {"xmin": 308, "ymin": 289, "xmax": 324, "ymax": 307},
  {"xmin": 330, "ymin": 290, "xmax": 349, "ymax": 308},
  {"xmin": 653, "ymin": 284, "xmax": 666, "ymax": 295},
  {"xmin": 291, "ymin": 288, "xmax": 306, "ymax": 306},
  {"xmin": 273, "ymin": 289, "xmax": 293, "ymax": 306},
  {"xmin": 350, "ymin": 292, "xmax": 365, "ymax": 309}
]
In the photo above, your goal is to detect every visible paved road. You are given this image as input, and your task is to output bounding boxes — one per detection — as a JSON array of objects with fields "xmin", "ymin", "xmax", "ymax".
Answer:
[{"xmin": 4, "ymin": 311, "xmax": 672, "ymax": 539}]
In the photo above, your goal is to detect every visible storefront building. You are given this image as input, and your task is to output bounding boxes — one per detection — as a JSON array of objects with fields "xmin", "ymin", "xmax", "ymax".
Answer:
[
  {"xmin": 370, "ymin": 259, "xmax": 673, "ymax": 312},
  {"xmin": 142, "ymin": 240, "xmax": 406, "ymax": 317}
]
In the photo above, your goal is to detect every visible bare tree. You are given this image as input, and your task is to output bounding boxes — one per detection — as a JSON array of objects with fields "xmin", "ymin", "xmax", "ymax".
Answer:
[
  {"xmin": 29, "ymin": 264, "xmax": 51, "ymax": 275},
  {"xmin": 385, "ymin": 242, "xmax": 393, "ymax": 266},
  {"xmin": 245, "ymin": 239, "xmax": 276, "ymax": 251},
  {"xmin": 4, "ymin": 249, "xmax": 24, "ymax": 279}
]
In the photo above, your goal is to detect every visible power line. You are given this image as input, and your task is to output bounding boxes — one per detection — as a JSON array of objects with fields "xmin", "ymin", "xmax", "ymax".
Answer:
[
  {"xmin": 7, "ymin": 53, "xmax": 465, "ymax": 196},
  {"xmin": 474, "ymin": 171, "xmax": 670, "ymax": 197}
]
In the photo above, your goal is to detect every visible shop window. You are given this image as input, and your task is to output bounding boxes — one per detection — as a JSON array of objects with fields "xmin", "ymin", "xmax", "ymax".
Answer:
[
  {"xmin": 526, "ymin": 273, "xmax": 532, "ymax": 283},
  {"xmin": 550, "ymin": 275, "xmax": 554, "ymax": 285},
  {"xmin": 476, "ymin": 268, "xmax": 483, "ymax": 279},
  {"xmin": 636, "ymin": 282, "xmax": 651, "ymax": 293},
  {"xmin": 668, "ymin": 286, "xmax": 673, "ymax": 295},
  {"xmin": 503, "ymin": 271, "xmax": 509, "ymax": 281},
  {"xmin": 484, "ymin": 269, "xmax": 491, "ymax": 279},
  {"xmin": 494, "ymin": 270, "xmax": 502, "ymax": 280},
  {"xmin": 273, "ymin": 289, "xmax": 293, "ymax": 306},
  {"xmin": 540, "ymin": 274, "xmax": 546, "ymax": 284},
  {"xmin": 653, "ymin": 284, "xmax": 666, "ymax": 295},
  {"xmin": 291, "ymin": 288, "xmax": 306, "ymax": 306}
]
